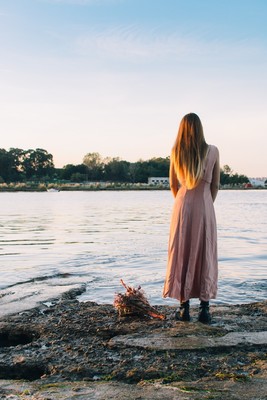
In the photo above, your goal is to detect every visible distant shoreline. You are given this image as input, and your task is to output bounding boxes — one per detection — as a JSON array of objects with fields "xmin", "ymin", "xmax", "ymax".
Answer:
[
  {"xmin": 0, "ymin": 184, "xmax": 167, "ymax": 192},
  {"xmin": 0, "ymin": 182, "xmax": 266, "ymax": 192}
]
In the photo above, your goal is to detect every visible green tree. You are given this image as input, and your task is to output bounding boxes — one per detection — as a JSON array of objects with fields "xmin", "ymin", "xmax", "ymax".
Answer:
[
  {"xmin": 22, "ymin": 149, "xmax": 54, "ymax": 179},
  {"xmin": 103, "ymin": 157, "xmax": 130, "ymax": 182},
  {"xmin": 128, "ymin": 157, "xmax": 169, "ymax": 183},
  {"xmin": 61, "ymin": 164, "xmax": 88, "ymax": 181},
  {"xmin": 220, "ymin": 165, "xmax": 249, "ymax": 186},
  {"xmin": 236, "ymin": 174, "xmax": 249, "ymax": 184},
  {"xmin": 0, "ymin": 149, "xmax": 13, "ymax": 182},
  {"xmin": 8, "ymin": 148, "xmax": 25, "ymax": 181},
  {"xmin": 220, "ymin": 165, "xmax": 232, "ymax": 185},
  {"xmin": 147, "ymin": 157, "xmax": 169, "ymax": 177},
  {"xmin": 130, "ymin": 160, "xmax": 150, "ymax": 183},
  {"xmin": 223, "ymin": 165, "xmax": 232, "ymax": 175},
  {"xmin": 83, "ymin": 152, "xmax": 104, "ymax": 180}
]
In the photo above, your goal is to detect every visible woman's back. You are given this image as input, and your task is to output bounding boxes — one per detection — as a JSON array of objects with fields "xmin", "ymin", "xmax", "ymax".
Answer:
[{"xmin": 163, "ymin": 144, "xmax": 219, "ymax": 302}]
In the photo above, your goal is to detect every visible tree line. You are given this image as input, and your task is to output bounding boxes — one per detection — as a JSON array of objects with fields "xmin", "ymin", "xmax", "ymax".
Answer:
[
  {"xmin": 219, "ymin": 165, "xmax": 249, "ymax": 186},
  {"xmin": 0, "ymin": 148, "xmax": 249, "ymax": 186},
  {"xmin": 0, "ymin": 148, "xmax": 54, "ymax": 182}
]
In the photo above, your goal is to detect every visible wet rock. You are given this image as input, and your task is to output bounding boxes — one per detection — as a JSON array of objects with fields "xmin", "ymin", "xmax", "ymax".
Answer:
[
  {"xmin": 0, "ymin": 300, "xmax": 266, "ymax": 399},
  {"xmin": 109, "ymin": 330, "xmax": 267, "ymax": 351},
  {"xmin": 0, "ymin": 325, "xmax": 38, "ymax": 347}
]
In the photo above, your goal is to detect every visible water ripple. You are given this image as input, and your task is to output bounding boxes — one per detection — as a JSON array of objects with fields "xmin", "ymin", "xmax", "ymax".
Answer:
[{"xmin": 0, "ymin": 190, "xmax": 266, "ymax": 315}]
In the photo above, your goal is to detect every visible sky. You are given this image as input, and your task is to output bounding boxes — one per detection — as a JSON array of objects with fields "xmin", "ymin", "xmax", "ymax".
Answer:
[{"xmin": 0, "ymin": 0, "xmax": 266, "ymax": 177}]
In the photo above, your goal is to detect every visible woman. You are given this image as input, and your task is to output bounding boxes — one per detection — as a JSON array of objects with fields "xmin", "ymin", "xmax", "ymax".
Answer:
[{"xmin": 163, "ymin": 113, "xmax": 220, "ymax": 324}]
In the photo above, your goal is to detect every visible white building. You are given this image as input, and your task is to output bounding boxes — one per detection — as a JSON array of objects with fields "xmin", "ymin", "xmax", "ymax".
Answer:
[
  {"xmin": 249, "ymin": 178, "xmax": 266, "ymax": 187},
  {"xmin": 148, "ymin": 177, "xmax": 169, "ymax": 185}
]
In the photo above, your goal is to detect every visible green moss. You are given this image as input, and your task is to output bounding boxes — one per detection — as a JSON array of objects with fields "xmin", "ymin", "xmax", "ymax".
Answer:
[
  {"xmin": 161, "ymin": 373, "xmax": 183, "ymax": 384},
  {"xmin": 215, "ymin": 372, "xmax": 250, "ymax": 382},
  {"xmin": 39, "ymin": 382, "xmax": 70, "ymax": 391},
  {"xmin": 21, "ymin": 389, "xmax": 31, "ymax": 395},
  {"xmin": 102, "ymin": 374, "xmax": 115, "ymax": 381},
  {"xmin": 180, "ymin": 386, "xmax": 209, "ymax": 392}
]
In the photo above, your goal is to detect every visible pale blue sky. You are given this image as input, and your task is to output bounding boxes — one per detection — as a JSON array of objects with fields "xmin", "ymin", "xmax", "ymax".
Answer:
[{"xmin": 0, "ymin": 0, "xmax": 266, "ymax": 176}]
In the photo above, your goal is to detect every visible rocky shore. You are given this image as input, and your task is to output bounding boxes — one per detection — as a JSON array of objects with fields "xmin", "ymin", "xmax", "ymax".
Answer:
[{"xmin": 0, "ymin": 290, "xmax": 266, "ymax": 399}]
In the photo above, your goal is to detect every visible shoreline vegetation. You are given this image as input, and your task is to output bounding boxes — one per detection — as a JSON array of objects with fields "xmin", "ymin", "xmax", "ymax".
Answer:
[
  {"xmin": 0, "ymin": 181, "xmax": 266, "ymax": 192},
  {"xmin": 1, "ymin": 148, "xmax": 265, "ymax": 192}
]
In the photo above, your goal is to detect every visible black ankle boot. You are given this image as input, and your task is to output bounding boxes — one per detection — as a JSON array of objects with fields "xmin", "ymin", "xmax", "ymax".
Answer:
[
  {"xmin": 175, "ymin": 300, "xmax": 190, "ymax": 321},
  {"xmin": 198, "ymin": 301, "xmax": 211, "ymax": 324}
]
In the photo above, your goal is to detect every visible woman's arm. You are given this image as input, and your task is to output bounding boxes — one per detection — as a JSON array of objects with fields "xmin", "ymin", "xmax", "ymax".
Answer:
[
  {"xmin": 169, "ymin": 160, "xmax": 179, "ymax": 198},
  {"xmin": 211, "ymin": 150, "xmax": 220, "ymax": 202}
]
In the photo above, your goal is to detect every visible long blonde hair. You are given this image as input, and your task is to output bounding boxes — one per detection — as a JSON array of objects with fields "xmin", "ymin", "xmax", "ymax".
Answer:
[{"xmin": 171, "ymin": 113, "xmax": 208, "ymax": 189}]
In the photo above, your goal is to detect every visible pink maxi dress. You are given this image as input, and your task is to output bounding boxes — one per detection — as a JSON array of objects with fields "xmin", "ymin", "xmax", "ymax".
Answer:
[{"xmin": 163, "ymin": 145, "xmax": 219, "ymax": 302}]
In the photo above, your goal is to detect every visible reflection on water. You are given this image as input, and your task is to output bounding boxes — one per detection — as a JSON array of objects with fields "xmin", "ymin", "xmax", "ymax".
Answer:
[{"xmin": 0, "ymin": 190, "xmax": 266, "ymax": 316}]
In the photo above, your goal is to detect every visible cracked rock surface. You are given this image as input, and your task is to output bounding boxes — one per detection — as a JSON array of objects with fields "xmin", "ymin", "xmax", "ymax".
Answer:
[{"xmin": 0, "ymin": 296, "xmax": 266, "ymax": 399}]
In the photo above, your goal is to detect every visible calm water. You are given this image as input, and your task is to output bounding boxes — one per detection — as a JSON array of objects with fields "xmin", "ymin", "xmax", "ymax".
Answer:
[{"xmin": 0, "ymin": 190, "xmax": 266, "ymax": 316}]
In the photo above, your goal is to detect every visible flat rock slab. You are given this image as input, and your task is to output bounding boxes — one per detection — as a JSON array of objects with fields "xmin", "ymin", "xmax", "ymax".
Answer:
[
  {"xmin": 1, "ymin": 378, "xmax": 267, "ymax": 400},
  {"xmin": 109, "ymin": 330, "xmax": 267, "ymax": 350}
]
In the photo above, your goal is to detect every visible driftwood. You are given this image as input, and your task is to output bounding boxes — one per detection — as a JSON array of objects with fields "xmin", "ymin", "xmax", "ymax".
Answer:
[{"xmin": 113, "ymin": 279, "xmax": 165, "ymax": 320}]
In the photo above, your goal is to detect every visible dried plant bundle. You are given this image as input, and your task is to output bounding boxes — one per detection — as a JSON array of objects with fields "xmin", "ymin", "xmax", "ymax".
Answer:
[{"xmin": 113, "ymin": 279, "xmax": 165, "ymax": 320}]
